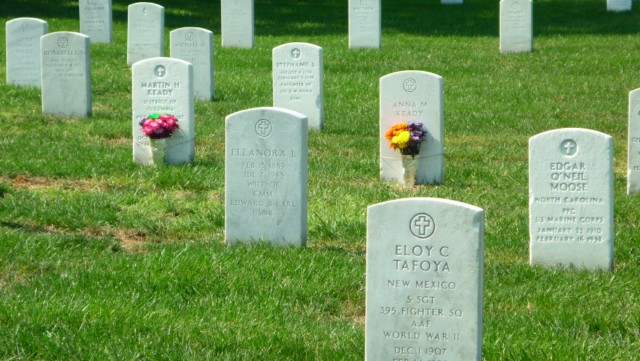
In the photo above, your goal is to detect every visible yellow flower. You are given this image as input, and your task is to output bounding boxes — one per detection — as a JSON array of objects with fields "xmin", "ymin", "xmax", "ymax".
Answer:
[{"xmin": 392, "ymin": 130, "xmax": 411, "ymax": 149}]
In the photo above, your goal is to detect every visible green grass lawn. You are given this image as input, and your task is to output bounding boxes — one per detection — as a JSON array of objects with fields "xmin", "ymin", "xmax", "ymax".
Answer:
[{"xmin": 1, "ymin": 0, "xmax": 640, "ymax": 359}]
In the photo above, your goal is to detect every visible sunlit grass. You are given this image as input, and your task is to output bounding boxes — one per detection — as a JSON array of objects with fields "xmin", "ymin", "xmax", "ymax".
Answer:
[{"xmin": 1, "ymin": 0, "xmax": 640, "ymax": 359}]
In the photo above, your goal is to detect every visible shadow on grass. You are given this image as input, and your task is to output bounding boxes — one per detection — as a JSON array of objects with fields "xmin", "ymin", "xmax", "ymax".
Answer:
[{"xmin": 3, "ymin": 0, "xmax": 640, "ymax": 37}]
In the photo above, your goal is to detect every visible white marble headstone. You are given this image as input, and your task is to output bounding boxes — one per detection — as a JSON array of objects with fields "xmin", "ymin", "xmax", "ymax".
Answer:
[
  {"xmin": 380, "ymin": 71, "xmax": 444, "ymax": 185},
  {"xmin": 79, "ymin": 0, "xmax": 113, "ymax": 43},
  {"xmin": 132, "ymin": 57, "xmax": 195, "ymax": 165},
  {"xmin": 608, "ymin": 0, "xmax": 631, "ymax": 12},
  {"xmin": 127, "ymin": 2, "xmax": 164, "ymax": 65},
  {"xmin": 6, "ymin": 18, "xmax": 48, "ymax": 88},
  {"xmin": 41, "ymin": 32, "xmax": 92, "ymax": 117},
  {"xmin": 366, "ymin": 197, "xmax": 484, "ymax": 361},
  {"xmin": 529, "ymin": 128, "xmax": 614, "ymax": 271},
  {"xmin": 221, "ymin": 0, "xmax": 254, "ymax": 48},
  {"xmin": 170, "ymin": 27, "xmax": 215, "ymax": 101},
  {"xmin": 499, "ymin": 0, "xmax": 532, "ymax": 53},
  {"xmin": 348, "ymin": 0, "xmax": 381, "ymax": 49},
  {"xmin": 272, "ymin": 42, "xmax": 324, "ymax": 131},
  {"xmin": 225, "ymin": 107, "xmax": 308, "ymax": 246},
  {"xmin": 628, "ymin": 89, "xmax": 640, "ymax": 194}
]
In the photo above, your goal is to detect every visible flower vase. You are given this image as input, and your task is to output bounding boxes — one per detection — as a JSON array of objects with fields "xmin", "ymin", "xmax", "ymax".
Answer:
[
  {"xmin": 401, "ymin": 154, "xmax": 417, "ymax": 187},
  {"xmin": 151, "ymin": 138, "xmax": 168, "ymax": 165}
]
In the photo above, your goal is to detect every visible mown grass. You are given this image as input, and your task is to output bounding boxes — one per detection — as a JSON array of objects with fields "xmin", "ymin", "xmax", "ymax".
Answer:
[{"xmin": 1, "ymin": 0, "xmax": 640, "ymax": 359}]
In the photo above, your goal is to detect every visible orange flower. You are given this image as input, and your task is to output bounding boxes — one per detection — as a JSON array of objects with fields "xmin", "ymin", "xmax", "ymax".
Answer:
[{"xmin": 385, "ymin": 122, "xmax": 409, "ymax": 149}]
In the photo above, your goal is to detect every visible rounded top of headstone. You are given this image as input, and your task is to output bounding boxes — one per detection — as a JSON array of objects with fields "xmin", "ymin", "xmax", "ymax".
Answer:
[
  {"xmin": 131, "ymin": 56, "xmax": 193, "ymax": 70},
  {"xmin": 6, "ymin": 17, "xmax": 48, "ymax": 26},
  {"xmin": 529, "ymin": 128, "xmax": 612, "ymax": 143},
  {"xmin": 42, "ymin": 31, "xmax": 90, "ymax": 41},
  {"xmin": 273, "ymin": 42, "xmax": 322, "ymax": 51},
  {"xmin": 380, "ymin": 70, "xmax": 443, "ymax": 83},
  {"xmin": 226, "ymin": 106, "xmax": 308, "ymax": 123},
  {"xmin": 170, "ymin": 27, "xmax": 213, "ymax": 36},
  {"xmin": 128, "ymin": 2, "xmax": 164, "ymax": 10},
  {"xmin": 368, "ymin": 197, "xmax": 483, "ymax": 216}
]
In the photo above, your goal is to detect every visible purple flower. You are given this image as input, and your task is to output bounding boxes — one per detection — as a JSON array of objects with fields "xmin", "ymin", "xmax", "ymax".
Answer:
[{"xmin": 408, "ymin": 122, "xmax": 426, "ymax": 143}]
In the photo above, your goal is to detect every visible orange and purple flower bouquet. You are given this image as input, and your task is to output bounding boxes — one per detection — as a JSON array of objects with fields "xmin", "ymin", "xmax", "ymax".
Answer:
[{"xmin": 385, "ymin": 122, "xmax": 427, "ymax": 157}]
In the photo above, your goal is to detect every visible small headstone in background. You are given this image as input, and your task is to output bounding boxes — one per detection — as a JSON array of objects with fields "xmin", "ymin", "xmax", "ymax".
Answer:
[
  {"xmin": 6, "ymin": 18, "xmax": 48, "ymax": 88},
  {"xmin": 79, "ymin": 0, "xmax": 113, "ymax": 43},
  {"xmin": 41, "ymin": 32, "xmax": 92, "ymax": 117},
  {"xmin": 221, "ymin": 0, "xmax": 254, "ymax": 48},
  {"xmin": 442, "ymin": 0, "xmax": 463, "ymax": 4},
  {"xmin": 348, "ymin": 0, "xmax": 381, "ymax": 49},
  {"xmin": 366, "ymin": 197, "xmax": 484, "ymax": 361},
  {"xmin": 607, "ymin": 0, "xmax": 631, "ymax": 12},
  {"xmin": 272, "ymin": 42, "xmax": 324, "ymax": 131},
  {"xmin": 380, "ymin": 71, "xmax": 444, "ymax": 185},
  {"xmin": 127, "ymin": 2, "xmax": 164, "ymax": 65},
  {"xmin": 628, "ymin": 89, "xmax": 640, "ymax": 194},
  {"xmin": 225, "ymin": 107, "xmax": 308, "ymax": 246},
  {"xmin": 170, "ymin": 27, "xmax": 215, "ymax": 101},
  {"xmin": 131, "ymin": 57, "xmax": 195, "ymax": 165},
  {"xmin": 499, "ymin": 0, "xmax": 532, "ymax": 53},
  {"xmin": 529, "ymin": 128, "xmax": 614, "ymax": 271}
]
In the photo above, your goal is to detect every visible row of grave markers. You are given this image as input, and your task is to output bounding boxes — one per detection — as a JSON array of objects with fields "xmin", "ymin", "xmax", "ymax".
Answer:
[
  {"xmin": 18, "ymin": 0, "xmax": 634, "ymax": 59},
  {"xmin": 5, "ymin": 17, "xmax": 640, "ymax": 198},
  {"xmin": 5, "ymin": 15, "xmax": 640, "ymax": 197},
  {"xmin": 7, "ymin": 0, "xmax": 636, "ymax": 92},
  {"xmin": 225, "ymin": 0, "xmax": 632, "ymax": 51},
  {"xmin": 8, "ymin": 0, "xmax": 636, "ymax": 95},
  {"xmin": 222, "ymin": 105, "xmax": 616, "ymax": 271},
  {"xmin": 5, "ymin": 18, "xmax": 215, "ymax": 100}
]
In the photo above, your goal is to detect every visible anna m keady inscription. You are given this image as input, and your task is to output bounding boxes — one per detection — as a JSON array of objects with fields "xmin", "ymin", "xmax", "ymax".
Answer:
[
  {"xmin": 225, "ymin": 107, "xmax": 308, "ymax": 246},
  {"xmin": 366, "ymin": 198, "xmax": 484, "ymax": 361}
]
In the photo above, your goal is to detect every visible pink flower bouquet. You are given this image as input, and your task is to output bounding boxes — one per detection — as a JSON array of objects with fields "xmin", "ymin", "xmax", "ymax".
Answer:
[{"xmin": 139, "ymin": 113, "xmax": 179, "ymax": 139}]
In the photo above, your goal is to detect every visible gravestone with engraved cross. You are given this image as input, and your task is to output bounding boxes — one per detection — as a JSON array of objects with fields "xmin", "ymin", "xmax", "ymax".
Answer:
[
  {"xmin": 79, "ymin": 0, "xmax": 113, "ymax": 43},
  {"xmin": 608, "ymin": 0, "xmax": 631, "ymax": 12},
  {"xmin": 6, "ymin": 18, "xmax": 48, "ymax": 88},
  {"xmin": 366, "ymin": 197, "xmax": 484, "ymax": 361},
  {"xmin": 499, "ymin": 0, "xmax": 532, "ymax": 53},
  {"xmin": 41, "ymin": 31, "xmax": 92, "ymax": 117},
  {"xmin": 628, "ymin": 89, "xmax": 640, "ymax": 194},
  {"xmin": 529, "ymin": 128, "xmax": 614, "ymax": 271},
  {"xmin": 221, "ymin": 0, "xmax": 254, "ymax": 48},
  {"xmin": 127, "ymin": 2, "xmax": 164, "ymax": 65},
  {"xmin": 132, "ymin": 57, "xmax": 195, "ymax": 165},
  {"xmin": 273, "ymin": 42, "xmax": 324, "ymax": 130},
  {"xmin": 170, "ymin": 27, "xmax": 215, "ymax": 101},
  {"xmin": 348, "ymin": 0, "xmax": 381, "ymax": 49},
  {"xmin": 380, "ymin": 71, "xmax": 444, "ymax": 185},
  {"xmin": 225, "ymin": 107, "xmax": 308, "ymax": 246}
]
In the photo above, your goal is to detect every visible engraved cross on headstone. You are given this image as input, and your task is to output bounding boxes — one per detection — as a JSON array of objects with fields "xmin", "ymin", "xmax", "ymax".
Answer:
[
  {"xmin": 412, "ymin": 215, "xmax": 432, "ymax": 237},
  {"xmin": 562, "ymin": 140, "xmax": 576, "ymax": 155},
  {"xmin": 256, "ymin": 119, "xmax": 271, "ymax": 137},
  {"xmin": 154, "ymin": 65, "xmax": 166, "ymax": 77}
]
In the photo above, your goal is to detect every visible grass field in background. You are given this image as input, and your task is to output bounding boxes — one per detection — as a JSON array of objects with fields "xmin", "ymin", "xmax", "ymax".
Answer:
[{"xmin": 1, "ymin": 0, "xmax": 640, "ymax": 359}]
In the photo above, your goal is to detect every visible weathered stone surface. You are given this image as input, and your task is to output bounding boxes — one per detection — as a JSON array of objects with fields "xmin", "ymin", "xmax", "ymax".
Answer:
[
  {"xmin": 529, "ymin": 128, "xmax": 614, "ymax": 271},
  {"xmin": 366, "ymin": 197, "xmax": 484, "ymax": 361},
  {"xmin": 225, "ymin": 107, "xmax": 308, "ymax": 246}
]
